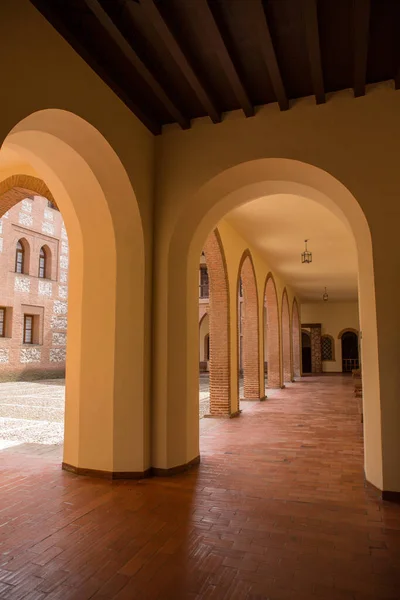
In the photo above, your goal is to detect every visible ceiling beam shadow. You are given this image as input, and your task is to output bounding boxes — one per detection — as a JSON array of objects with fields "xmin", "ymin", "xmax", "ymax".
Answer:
[
  {"xmin": 353, "ymin": 0, "xmax": 371, "ymax": 98},
  {"xmin": 138, "ymin": 0, "xmax": 221, "ymax": 123},
  {"xmin": 83, "ymin": 0, "xmax": 190, "ymax": 129},
  {"xmin": 303, "ymin": 0, "xmax": 325, "ymax": 104}
]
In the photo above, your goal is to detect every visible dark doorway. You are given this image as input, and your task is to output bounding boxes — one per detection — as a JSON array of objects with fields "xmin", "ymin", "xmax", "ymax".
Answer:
[
  {"xmin": 301, "ymin": 331, "xmax": 312, "ymax": 373},
  {"xmin": 341, "ymin": 331, "xmax": 359, "ymax": 372}
]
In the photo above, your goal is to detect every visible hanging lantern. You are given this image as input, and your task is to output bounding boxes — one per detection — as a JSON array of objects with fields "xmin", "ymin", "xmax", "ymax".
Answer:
[
  {"xmin": 301, "ymin": 239, "xmax": 312, "ymax": 263},
  {"xmin": 323, "ymin": 287, "xmax": 329, "ymax": 302}
]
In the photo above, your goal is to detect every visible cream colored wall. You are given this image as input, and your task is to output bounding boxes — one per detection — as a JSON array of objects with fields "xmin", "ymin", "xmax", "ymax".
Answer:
[
  {"xmin": 154, "ymin": 84, "xmax": 400, "ymax": 491},
  {"xmin": 0, "ymin": 0, "xmax": 155, "ymax": 473},
  {"xmin": 301, "ymin": 302, "xmax": 360, "ymax": 372}
]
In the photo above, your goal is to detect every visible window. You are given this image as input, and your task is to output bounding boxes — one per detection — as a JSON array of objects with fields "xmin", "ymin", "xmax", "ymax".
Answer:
[
  {"xmin": 199, "ymin": 265, "xmax": 209, "ymax": 298},
  {"xmin": 321, "ymin": 335, "xmax": 334, "ymax": 361},
  {"xmin": 47, "ymin": 200, "xmax": 58, "ymax": 211},
  {"xmin": 39, "ymin": 247, "xmax": 46, "ymax": 278},
  {"xmin": 0, "ymin": 308, "xmax": 5, "ymax": 337},
  {"xmin": 23, "ymin": 315, "xmax": 33, "ymax": 344},
  {"xmin": 15, "ymin": 241, "xmax": 24, "ymax": 274}
]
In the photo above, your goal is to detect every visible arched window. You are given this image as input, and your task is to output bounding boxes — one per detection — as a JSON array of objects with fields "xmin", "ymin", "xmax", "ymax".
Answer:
[
  {"xmin": 39, "ymin": 247, "xmax": 46, "ymax": 278},
  {"xmin": 15, "ymin": 241, "xmax": 24, "ymax": 274},
  {"xmin": 321, "ymin": 334, "xmax": 334, "ymax": 361}
]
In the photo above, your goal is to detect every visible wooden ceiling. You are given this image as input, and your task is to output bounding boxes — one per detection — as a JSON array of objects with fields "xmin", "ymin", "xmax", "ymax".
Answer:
[{"xmin": 30, "ymin": 0, "xmax": 400, "ymax": 135}]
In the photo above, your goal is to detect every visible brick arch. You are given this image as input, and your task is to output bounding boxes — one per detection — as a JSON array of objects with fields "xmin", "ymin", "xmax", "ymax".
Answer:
[
  {"xmin": 292, "ymin": 298, "xmax": 301, "ymax": 378},
  {"xmin": 338, "ymin": 327, "xmax": 359, "ymax": 339},
  {"xmin": 203, "ymin": 228, "xmax": 231, "ymax": 415},
  {"xmin": 0, "ymin": 174, "xmax": 56, "ymax": 217},
  {"xmin": 264, "ymin": 274, "xmax": 281, "ymax": 388},
  {"xmin": 281, "ymin": 289, "xmax": 291, "ymax": 383},
  {"xmin": 237, "ymin": 250, "xmax": 261, "ymax": 400}
]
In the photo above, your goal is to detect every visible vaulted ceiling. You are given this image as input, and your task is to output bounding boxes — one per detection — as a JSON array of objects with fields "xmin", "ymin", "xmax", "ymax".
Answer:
[{"xmin": 30, "ymin": 0, "xmax": 400, "ymax": 134}]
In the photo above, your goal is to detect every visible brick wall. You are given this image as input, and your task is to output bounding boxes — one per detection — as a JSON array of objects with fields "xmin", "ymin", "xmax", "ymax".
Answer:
[
  {"xmin": 0, "ymin": 196, "xmax": 68, "ymax": 381},
  {"xmin": 203, "ymin": 229, "xmax": 231, "ymax": 415},
  {"xmin": 240, "ymin": 253, "xmax": 261, "ymax": 399},
  {"xmin": 282, "ymin": 289, "xmax": 291, "ymax": 383},
  {"xmin": 265, "ymin": 276, "xmax": 281, "ymax": 388},
  {"xmin": 292, "ymin": 299, "xmax": 301, "ymax": 377}
]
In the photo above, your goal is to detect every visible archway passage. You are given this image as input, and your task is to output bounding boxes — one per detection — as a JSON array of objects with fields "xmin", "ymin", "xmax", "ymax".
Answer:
[
  {"xmin": 203, "ymin": 229, "xmax": 231, "ymax": 415},
  {"xmin": 239, "ymin": 252, "xmax": 261, "ymax": 400},
  {"xmin": 264, "ymin": 276, "xmax": 281, "ymax": 388},
  {"xmin": 341, "ymin": 330, "xmax": 359, "ymax": 372},
  {"xmin": 281, "ymin": 289, "xmax": 291, "ymax": 383},
  {"xmin": 302, "ymin": 331, "xmax": 312, "ymax": 373},
  {"xmin": 292, "ymin": 299, "xmax": 301, "ymax": 378}
]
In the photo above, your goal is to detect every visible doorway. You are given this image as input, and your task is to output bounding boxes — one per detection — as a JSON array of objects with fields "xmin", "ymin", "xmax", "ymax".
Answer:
[
  {"xmin": 341, "ymin": 331, "xmax": 359, "ymax": 372},
  {"xmin": 302, "ymin": 331, "xmax": 312, "ymax": 373}
]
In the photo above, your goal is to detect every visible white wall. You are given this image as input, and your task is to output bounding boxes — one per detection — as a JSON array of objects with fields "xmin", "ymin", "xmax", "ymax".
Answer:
[{"xmin": 301, "ymin": 302, "xmax": 359, "ymax": 372}]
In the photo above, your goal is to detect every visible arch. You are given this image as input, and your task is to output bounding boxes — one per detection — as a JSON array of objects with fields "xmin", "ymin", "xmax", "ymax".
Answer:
[
  {"xmin": 281, "ymin": 288, "xmax": 291, "ymax": 384},
  {"xmin": 0, "ymin": 174, "xmax": 56, "ymax": 217},
  {"xmin": 15, "ymin": 237, "xmax": 30, "ymax": 274},
  {"xmin": 263, "ymin": 273, "xmax": 281, "ymax": 388},
  {"xmin": 237, "ymin": 249, "xmax": 261, "ymax": 400},
  {"xmin": 321, "ymin": 334, "xmax": 335, "ymax": 361},
  {"xmin": 338, "ymin": 327, "xmax": 359, "ymax": 339},
  {"xmin": 1, "ymin": 109, "xmax": 146, "ymax": 476},
  {"xmin": 38, "ymin": 244, "xmax": 51, "ymax": 279},
  {"xmin": 157, "ymin": 157, "xmax": 382, "ymax": 489},
  {"xmin": 292, "ymin": 298, "xmax": 301, "ymax": 378},
  {"xmin": 204, "ymin": 333, "xmax": 210, "ymax": 362},
  {"xmin": 202, "ymin": 228, "xmax": 231, "ymax": 415}
]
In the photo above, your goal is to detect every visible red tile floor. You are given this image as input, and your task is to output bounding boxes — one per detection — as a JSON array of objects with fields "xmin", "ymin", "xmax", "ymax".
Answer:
[{"xmin": 0, "ymin": 375, "xmax": 399, "ymax": 599}]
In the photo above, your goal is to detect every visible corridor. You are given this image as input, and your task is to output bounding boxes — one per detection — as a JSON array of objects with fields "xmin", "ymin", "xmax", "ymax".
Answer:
[{"xmin": 0, "ymin": 376, "xmax": 399, "ymax": 599}]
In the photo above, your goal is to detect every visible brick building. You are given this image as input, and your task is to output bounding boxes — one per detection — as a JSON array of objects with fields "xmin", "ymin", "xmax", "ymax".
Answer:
[{"xmin": 0, "ymin": 196, "xmax": 68, "ymax": 380}]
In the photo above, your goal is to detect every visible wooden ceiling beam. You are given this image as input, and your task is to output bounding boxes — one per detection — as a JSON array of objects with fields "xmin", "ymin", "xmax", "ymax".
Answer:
[
  {"xmin": 197, "ymin": 0, "xmax": 254, "ymax": 118},
  {"xmin": 83, "ymin": 0, "xmax": 190, "ymax": 129},
  {"xmin": 247, "ymin": 0, "xmax": 289, "ymax": 111},
  {"xmin": 29, "ymin": 0, "xmax": 161, "ymax": 134},
  {"xmin": 353, "ymin": 0, "xmax": 371, "ymax": 98},
  {"xmin": 303, "ymin": 0, "xmax": 325, "ymax": 104},
  {"xmin": 138, "ymin": 0, "xmax": 221, "ymax": 123}
]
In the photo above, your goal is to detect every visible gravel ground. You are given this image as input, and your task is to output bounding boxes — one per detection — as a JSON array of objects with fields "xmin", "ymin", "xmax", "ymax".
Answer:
[{"xmin": 0, "ymin": 380, "xmax": 65, "ymax": 446}]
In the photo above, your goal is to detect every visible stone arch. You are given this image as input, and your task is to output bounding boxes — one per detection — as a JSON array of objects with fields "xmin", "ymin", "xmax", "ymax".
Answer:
[
  {"xmin": 203, "ymin": 228, "xmax": 231, "ymax": 415},
  {"xmin": 281, "ymin": 288, "xmax": 291, "ymax": 384},
  {"xmin": 264, "ymin": 274, "xmax": 281, "ymax": 388},
  {"xmin": 237, "ymin": 250, "xmax": 261, "ymax": 400},
  {"xmin": 338, "ymin": 327, "xmax": 359, "ymax": 339},
  {"xmin": 158, "ymin": 157, "xmax": 382, "ymax": 489},
  {"xmin": 1, "ymin": 109, "xmax": 146, "ymax": 476},
  {"xmin": 0, "ymin": 174, "xmax": 56, "ymax": 216},
  {"xmin": 292, "ymin": 298, "xmax": 301, "ymax": 378}
]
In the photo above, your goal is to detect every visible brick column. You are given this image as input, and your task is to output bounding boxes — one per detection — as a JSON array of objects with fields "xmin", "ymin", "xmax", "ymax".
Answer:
[
  {"xmin": 265, "ymin": 276, "xmax": 281, "ymax": 388},
  {"xmin": 282, "ymin": 289, "xmax": 291, "ymax": 383},
  {"xmin": 203, "ymin": 229, "xmax": 231, "ymax": 415},
  {"xmin": 292, "ymin": 299, "xmax": 301, "ymax": 378},
  {"xmin": 240, "ymin": 254, "xmax": 262, "ymax": 399}
]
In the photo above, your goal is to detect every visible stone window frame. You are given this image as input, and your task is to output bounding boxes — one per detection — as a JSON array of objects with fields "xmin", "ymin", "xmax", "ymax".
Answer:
[{"xmin": 321, "ymin": 334, "xmax": 335, "ymax": 361}]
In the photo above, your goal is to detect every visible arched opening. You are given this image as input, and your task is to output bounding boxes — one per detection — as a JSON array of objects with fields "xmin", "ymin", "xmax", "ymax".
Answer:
[
  {"xmin": 202, "ymin": 229, "xmax": 231, "ymax": 416},
  {"xmin": 38, "ymin": 244, "xmax": 51, "ymax": 279},
  {"xmin": 264, "ymin": 275, "xmax": 281, "ymax": 388},
  {"xmin": 15, "ymin": 238, "xmax": 29, "ymax": 274},
  {"xmin": 340, "ymin": 330, "xmax": 359, "ymax": 372},
  {"xmin": 238, "ymin": 251, "xmax": 261, "ymax": 401},
  {"xmin": 281, "ymin": 289, "xmax": 291, "ymax": 384},
  {"xmin": 301, "ymin": 330, "xmax": 312, "ymax": 374},
  {"xmin": 159, "ymin": 157, "xmax": 382, "ymax": 491},
  {"xmin": 292, "ymin": 299, "xmax": 301, "ymax": 378},
  {"xmin": 0, "ymin": 109, "xmax": 146, "ymax": 476},
  {"xmin": 321, "ymin": 334, "xmax": 335, "ymax": 362}
]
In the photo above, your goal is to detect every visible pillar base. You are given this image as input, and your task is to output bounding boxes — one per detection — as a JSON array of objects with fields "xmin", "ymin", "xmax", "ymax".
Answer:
[
  {"xmin": 204, "ymin": 410, "xmax": 241, "ymax": 419},
  {"xmin": 364, "ymin": 477, "xmax": 400, "ymax": 503},
  {"xmin": 62, "ymin": 455, "xmax": 200, "ymax": 480},
  {"xmin": 240, "ymin": 396, "xmax": 267, "ymax": 402}
]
